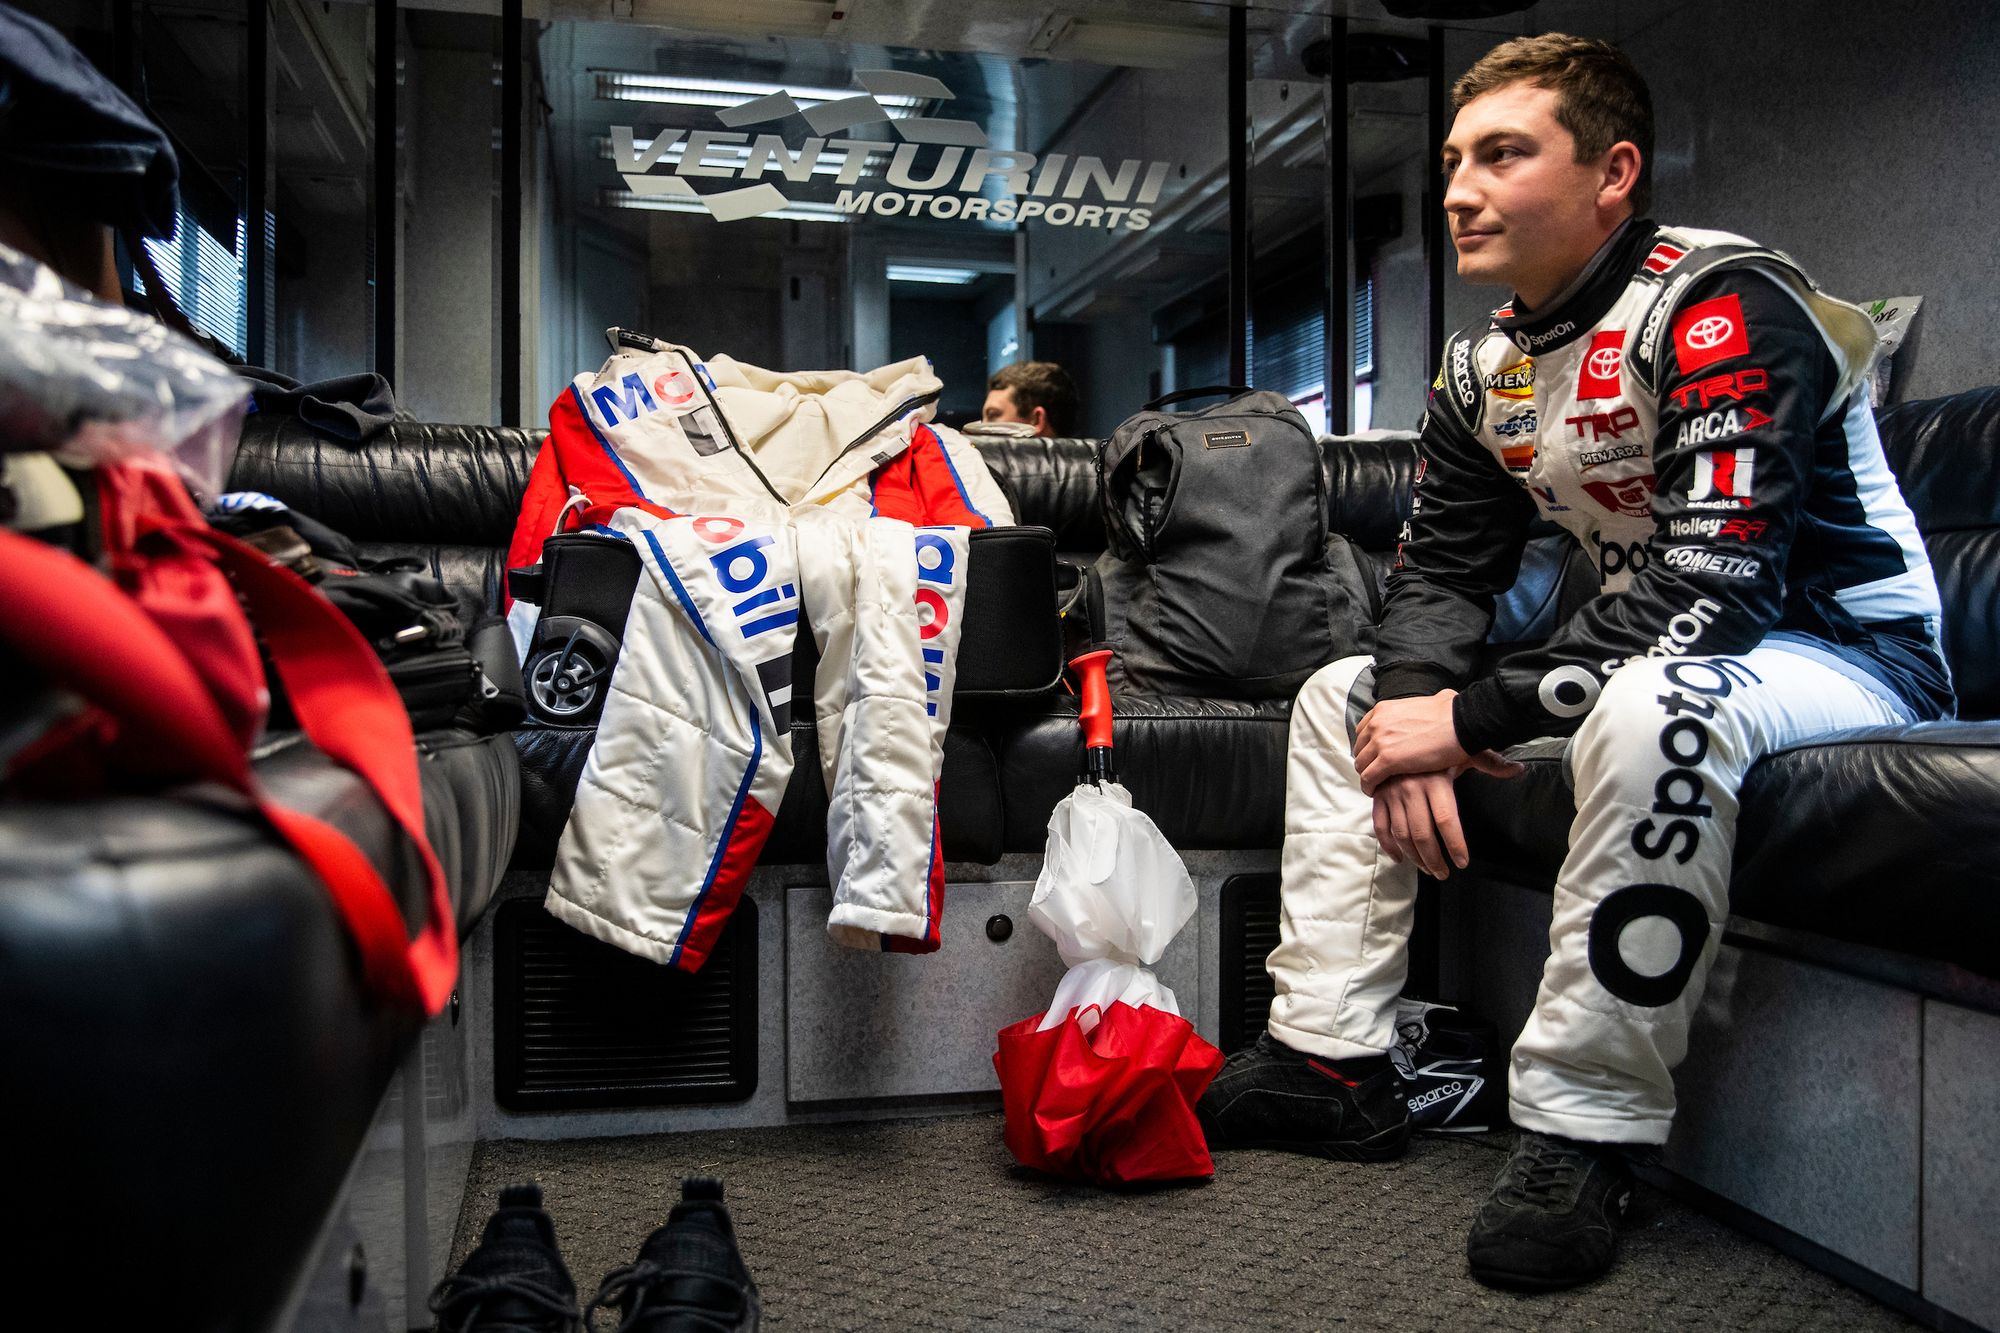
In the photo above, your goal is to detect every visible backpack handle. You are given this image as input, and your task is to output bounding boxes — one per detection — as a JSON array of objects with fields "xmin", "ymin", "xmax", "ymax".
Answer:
[{"xmin": 1143, "ymin": 385, "xmax": 1253, "ymax": 411}]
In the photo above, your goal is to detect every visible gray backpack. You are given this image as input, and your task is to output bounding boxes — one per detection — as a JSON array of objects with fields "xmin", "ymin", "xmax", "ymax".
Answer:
[{"xmin": 1094, "ymin": 386, "xmax": 1376, "ymax": 698}]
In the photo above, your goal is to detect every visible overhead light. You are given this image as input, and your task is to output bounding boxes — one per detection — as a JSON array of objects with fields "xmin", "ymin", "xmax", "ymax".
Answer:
[
  {"xmin": 1029, "ymin": 17, "xmax": 1227, "ymax": 70},
  {"xmin": 594, "ymin": 72, "xmax": 922, "ymax": 113},
  {"xmin": 598, "ymin": 187, "xmax": 850, "ymax": 223},
  {"xmin": 886, "ymin": 264, "xmax": 983, "ymax": 285},
  {"xmin": 592, "ymin": 135, "xmax": 871, "ymax": 179}
]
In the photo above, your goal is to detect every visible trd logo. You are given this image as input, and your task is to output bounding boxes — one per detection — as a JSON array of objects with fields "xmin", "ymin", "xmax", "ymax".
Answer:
[
  {"xmin": 1670, "ymin": 368, "xmax": 1769, "ymax": 410},
  {"xmin": 1567, "ymin": 407, "xmax": 1640, "ymax": 442}
]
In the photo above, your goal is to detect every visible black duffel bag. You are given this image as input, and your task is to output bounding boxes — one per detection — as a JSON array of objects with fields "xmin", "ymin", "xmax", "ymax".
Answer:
[{"xmin": 1094, "ymin": 385, "xmax": 1376, "ymax": 698}]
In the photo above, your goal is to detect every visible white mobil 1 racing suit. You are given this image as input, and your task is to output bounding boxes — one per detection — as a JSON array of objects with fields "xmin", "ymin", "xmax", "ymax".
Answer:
[
  {"xmin": 1265, "ymin": 221, "xmax": 1952, "ymax": 1143},
  {"xmin": 503, "ymin": 341, "xmax": 1014, "ymax": 971}
]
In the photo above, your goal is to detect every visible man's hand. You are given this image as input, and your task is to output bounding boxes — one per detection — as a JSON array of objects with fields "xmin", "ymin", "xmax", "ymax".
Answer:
[
  {"xmin": 1373, "ymin": 772, "xmax": 1471, "ymax": 878},
  {"xmin": 1355, "ymin": 691, "xmax": 1521, "ymax": 793}
]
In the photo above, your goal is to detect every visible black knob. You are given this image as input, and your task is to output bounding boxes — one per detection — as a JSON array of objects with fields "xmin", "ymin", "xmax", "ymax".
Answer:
[
  {"xmin": 449, "ymin": 988, "xmax": 462, "ymax": 1027},
  {"xmin": 985, "ymin": 913, "xmax": 1013, "ymax": 943}
]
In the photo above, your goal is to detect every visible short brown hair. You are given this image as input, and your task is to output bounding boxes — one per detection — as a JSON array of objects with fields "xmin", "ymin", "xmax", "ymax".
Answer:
[
  {"xmin": 1453, "ymin": 34, "xmax": 1654, "ymax": 217},
  {"xmin": 988, "ymin": 361, "xmax": 1078, "ymax": 436}
]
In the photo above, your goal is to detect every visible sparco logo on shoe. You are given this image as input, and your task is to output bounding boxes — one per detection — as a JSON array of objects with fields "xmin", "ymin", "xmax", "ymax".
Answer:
[
  {"xmin": 1518, "ymin": 320, "xmax": 1577, "ymax": 351},
  {"xmin": 1409, "ymin": 1081, "xmax": 1467, "ymax": 1113}
]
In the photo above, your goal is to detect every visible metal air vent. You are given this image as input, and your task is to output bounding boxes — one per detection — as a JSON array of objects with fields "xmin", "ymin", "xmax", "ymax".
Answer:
[
  {"xmin": 1218, "ymin": 873, "xmax": 1282, "ymax": 1053},
  {"xmin": 495, "ymin": 899, "xmax": 758, "ymax": 1111}
]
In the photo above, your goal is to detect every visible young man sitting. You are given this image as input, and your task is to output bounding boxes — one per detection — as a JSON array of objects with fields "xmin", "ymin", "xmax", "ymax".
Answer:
[{"xmin": 1197, "ymin": 33, "xmax": 1950, "ymax": 1291}]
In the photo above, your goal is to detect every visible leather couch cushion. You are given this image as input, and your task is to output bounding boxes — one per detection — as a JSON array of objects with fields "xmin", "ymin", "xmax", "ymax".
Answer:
[
  {"xmin": 987, "ymin": 693, "xmax": 1292, "ymax": 852},
  {"xmin": 511, "ymin": 722, "xmax": 1003, "ymax": 872},
  {"xmin": 1454, "ymin": 723, "xmax": 2000, "ymax": 981},
  {"xmin": 977, "ymin": 435, "xmax": 1106, "ymax": 555},
  {"xmin": 0, "ymin": 725, "xmax": 515, "ymax": 1329},
  {"xmin": 233, "ymin": 416, "xmax": 541, "ymax": 547}
]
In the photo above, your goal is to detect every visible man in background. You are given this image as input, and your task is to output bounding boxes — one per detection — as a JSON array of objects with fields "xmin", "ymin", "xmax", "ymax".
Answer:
[{"xmin": 980, "ymin": 360, "xmax": 1079, "ymax": 437}]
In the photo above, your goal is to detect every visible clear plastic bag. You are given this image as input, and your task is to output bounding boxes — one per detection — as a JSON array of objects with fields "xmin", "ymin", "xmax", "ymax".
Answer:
[
  {"xmin": 1027, "ymin": 780, "xmax": 1197, "ymax": 1031},
  {"xmin": 0, "ymin": 241, "xmax": 247, "ymax": 498}
]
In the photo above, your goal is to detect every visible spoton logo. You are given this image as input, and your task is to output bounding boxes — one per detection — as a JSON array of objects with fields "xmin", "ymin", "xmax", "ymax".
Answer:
[{"xmin": 611, "ymin": 70, "xmax": 1170, "ymax": 230}]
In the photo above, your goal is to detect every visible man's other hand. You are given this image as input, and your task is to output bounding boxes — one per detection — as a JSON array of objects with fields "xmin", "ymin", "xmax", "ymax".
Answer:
[
  {"xmin": 1355, "ymin": 691, "xmax": 1522, "ymax": 792},
  {"xmin": 1372, "ymin": 772, "xmax": 1473, "ymax": 878}
]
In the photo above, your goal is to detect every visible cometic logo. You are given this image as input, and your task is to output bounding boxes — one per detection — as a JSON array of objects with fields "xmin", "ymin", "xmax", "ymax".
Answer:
[{"xmin": 611, "ymin": 71, "xmax": 1169, "ymax": 231}]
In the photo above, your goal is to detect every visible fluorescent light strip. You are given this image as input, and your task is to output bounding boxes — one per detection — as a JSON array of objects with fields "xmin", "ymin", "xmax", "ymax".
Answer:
[
  {"xmin": 594, "ymin": 136, "xmax": 872, "ymax": 178},
  {"xmin": 599, "ymin": 188, "xmax": 850, "ymax": 223},
  {"xmin": 886, "ymin": 265, "xmax": 981, "ymax": 285},
  {"xmin": 595, "ymin": 72, "xmax": 922, "ymax": 111}
]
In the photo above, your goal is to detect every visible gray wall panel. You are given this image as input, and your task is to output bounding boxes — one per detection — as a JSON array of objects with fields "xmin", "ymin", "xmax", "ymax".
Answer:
[{"xmin": 1921, "ymin": 1001, "xmax": 2000, "ymax": 1326}]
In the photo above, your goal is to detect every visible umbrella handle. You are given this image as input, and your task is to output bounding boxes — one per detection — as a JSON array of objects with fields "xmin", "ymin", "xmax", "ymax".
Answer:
[{"xmin": 1070, "ymin": 648, "xmax": 1115, "ymax": 783}]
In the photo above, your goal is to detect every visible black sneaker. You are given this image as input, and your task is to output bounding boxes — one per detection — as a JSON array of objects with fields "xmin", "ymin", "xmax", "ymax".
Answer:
[
  {"xmin": 587, "ymin": 1178, "xmax": 761, "ymax": 1332},
  {"xmin": 1466, "ymin": 1131, "xmax": 1647, "ymax": 1291},
  {"xmin": 429, "ymin": 1183, "xmax": 582, "ymax": 1332},
  {"xmin": 1390, "ymin": 1002, "xmax": 1504, "ymax": 1133},
  {"xmin": 1195, "ymin": 1032, "xmax": 1411, "ymax": 1161}
]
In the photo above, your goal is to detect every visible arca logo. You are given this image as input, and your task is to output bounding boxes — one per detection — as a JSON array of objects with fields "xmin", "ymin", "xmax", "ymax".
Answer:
[
  {"xmin": 611, "ymin": 72, "xmax": 1169, "ymax": 231},
  {"xmin": 1675, "ymin": 405, "xmax": 1771, "ymax": 449}
]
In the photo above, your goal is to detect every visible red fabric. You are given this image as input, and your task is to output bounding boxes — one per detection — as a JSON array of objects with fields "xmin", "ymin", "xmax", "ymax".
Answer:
[
  {"xmin": 0, "ymin": 464, "xmax": 458, "ymax": 1015},
  {"xmin": 866, "ymin": 423, "xmax": 993, "ymax": 528},
  {"xmin": 671, "ymin": 793, "xmax": 775, "ymax": 974},
  {"xmin": 994, "ymin": 1001, "xmax": 1225, "ymax": 1185},
  {"xmin": 503, "ymin": 387, "xmax": 655, "ymax": 610}
]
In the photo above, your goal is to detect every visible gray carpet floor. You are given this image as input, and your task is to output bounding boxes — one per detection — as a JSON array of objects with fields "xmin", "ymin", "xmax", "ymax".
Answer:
[{"xmin": 454, "ymin": 1113, "xmax": 1915, "ymax": 1330}]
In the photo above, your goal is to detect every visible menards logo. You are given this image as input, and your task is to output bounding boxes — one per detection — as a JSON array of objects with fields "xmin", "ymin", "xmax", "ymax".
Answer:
[{"xmin": 611, "ymin": 69, "xmax": 1170, "ymax": 231}]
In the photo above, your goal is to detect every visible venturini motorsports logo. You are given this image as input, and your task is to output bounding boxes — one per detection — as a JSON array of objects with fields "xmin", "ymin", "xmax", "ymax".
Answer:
[{"xmin": 611, "ymin": 68, "xmax": 1172, "ymax": 231}]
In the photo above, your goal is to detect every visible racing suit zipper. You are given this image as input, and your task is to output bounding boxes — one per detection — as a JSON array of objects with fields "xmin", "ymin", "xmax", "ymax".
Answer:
[{"xmin": 806, "ymin": 388, "xmax": 945, "ymax": 493}]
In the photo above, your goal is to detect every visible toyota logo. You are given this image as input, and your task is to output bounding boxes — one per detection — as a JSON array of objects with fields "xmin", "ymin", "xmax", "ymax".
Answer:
[
  {"xmin": 1587, "ymin": 347, "xmax": 1622, "ymax": 380},
  {"xmin": 1686, "ymin": 316, "xmax": 1735, "ymax": 350}
]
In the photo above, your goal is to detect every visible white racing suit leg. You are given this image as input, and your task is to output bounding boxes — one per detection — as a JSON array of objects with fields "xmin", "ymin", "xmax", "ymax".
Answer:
[
  {"xmin": 1511, "ymin": 641, "xmax": 1912, "ymax": 1145},
  {"xmin": 796, "ymin": 510, "xmax": 969, "ymax": 952},
  {"xmin": 543, "ymin": 507, "xmax": 798, "ymax": 973},
  {"xmin": 1265, "ymin": 654, "xmax": 1422, "ymax": 1059}
]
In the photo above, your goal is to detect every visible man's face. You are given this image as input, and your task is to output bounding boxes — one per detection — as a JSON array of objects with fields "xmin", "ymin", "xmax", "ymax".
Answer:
[
  {"xmin": 982, "ymin": 387, "xmax": 1048, "ymax": 434},
  {"xmin": 1441, "ymin": 82, "xmax": 1625, "ymax": 308}
]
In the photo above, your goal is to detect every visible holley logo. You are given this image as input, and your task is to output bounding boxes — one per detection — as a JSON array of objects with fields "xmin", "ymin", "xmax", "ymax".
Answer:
[{"xmin": 612, "ymin": 69, "xmax": 1171, "ymax": 231}]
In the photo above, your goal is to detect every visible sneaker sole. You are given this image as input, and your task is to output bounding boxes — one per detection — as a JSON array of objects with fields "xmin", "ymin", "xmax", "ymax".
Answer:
[
  {"xmin": 1466, "ymin": 1259, "xmax": 1610, "ymax": 1292},
  {"xmin": 1212, "ymin": 1117, "xmax": 1412, "ymax": 1162}
]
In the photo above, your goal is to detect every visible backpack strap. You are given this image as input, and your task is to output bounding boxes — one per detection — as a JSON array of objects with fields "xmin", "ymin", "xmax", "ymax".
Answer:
[{"xmin": 0, "ymin": 524, "xmax": 458, "ymax": 1015}]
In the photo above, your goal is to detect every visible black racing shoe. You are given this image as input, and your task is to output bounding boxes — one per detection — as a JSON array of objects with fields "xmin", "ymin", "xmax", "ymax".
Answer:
[
  {"xmin": 1390, "ymin": 1003, "xmax": 1504, "ymax": 1134},
  {"xmin": 1195, "ymin": 1032, "xmax": 1411, "ymax": 1161},
  {"xmin": 1466, "ymin": 1131, "xmax": 1647, "ymax": 1291},
  {"xmin": 429, "ymin": 1183, "xmax": 583, "ymax": 1332},
  {"xmin": 587, "ymin": 1178, "xmax": 761, "ymax": 1332}
]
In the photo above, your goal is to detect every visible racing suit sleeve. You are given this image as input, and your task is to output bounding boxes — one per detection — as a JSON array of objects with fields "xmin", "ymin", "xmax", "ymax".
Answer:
[
  {"xmin": 1372, "ymin": 371, "xmax": 1538, "ymax": 702},
  {"xmin": 1452, "ymin": 268, "xmax": 1834, "ymax": 753}
]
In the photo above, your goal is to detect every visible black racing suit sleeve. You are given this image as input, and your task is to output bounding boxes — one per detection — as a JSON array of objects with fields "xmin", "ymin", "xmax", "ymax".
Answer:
[
  {"xmin": 1372, "ymin": 373, "xmax": 1537, "ymax": 703},
  {"xmin": 1452, "ymin": 268, "xmax": 1832, "ymax": 753}
]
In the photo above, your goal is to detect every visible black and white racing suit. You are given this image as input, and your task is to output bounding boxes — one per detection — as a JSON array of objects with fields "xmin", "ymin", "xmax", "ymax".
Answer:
[{"xmin": 1264, "ymin": 219, "xmax": 1953, "ymax": 1144}]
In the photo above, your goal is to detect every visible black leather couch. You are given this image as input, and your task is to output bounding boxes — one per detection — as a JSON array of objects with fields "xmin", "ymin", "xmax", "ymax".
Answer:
[
  {"xmin": 225, "ymin": 391, "xmax": 2000, "ymax": 995},
  {"xmin": 2, "ymin": 417, "xmax": 522, "ymax": 1330}
]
